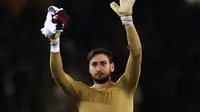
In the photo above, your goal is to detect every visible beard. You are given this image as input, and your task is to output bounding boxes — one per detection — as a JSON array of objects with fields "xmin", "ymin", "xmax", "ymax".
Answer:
[{"xmin": 92, "ymin": 72, "xmax": 111, "ymax": 84}]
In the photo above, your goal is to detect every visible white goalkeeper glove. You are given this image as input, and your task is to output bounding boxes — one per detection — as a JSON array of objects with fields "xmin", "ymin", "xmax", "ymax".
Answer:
[{"xmin": 110, "ymin": 0, "xmax": 136, "ymax": 26}]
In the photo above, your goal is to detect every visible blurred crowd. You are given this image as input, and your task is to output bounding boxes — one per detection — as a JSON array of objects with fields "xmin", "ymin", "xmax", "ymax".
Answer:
[{"xmin": 0, "ymin": 0, "xmax": 200, "ymax": 112}]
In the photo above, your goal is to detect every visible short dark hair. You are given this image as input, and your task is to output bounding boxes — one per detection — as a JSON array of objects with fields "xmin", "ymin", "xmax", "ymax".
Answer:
[{"xmin": 87, "ymin": 48, "xmax": 114, "ymax": 63}]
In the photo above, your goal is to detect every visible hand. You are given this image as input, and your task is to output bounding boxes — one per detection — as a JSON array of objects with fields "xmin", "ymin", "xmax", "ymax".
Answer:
[
  {"xmin": 110, "ymin": 0, "xmax": 136, "ymax": 16},
  {"xmin": 41, "ymin": 6, "xmax": 70, "ymax": 38},
  {"xmin": 49, "ymin": 32, "xmax": 61, "ymax": 40}
]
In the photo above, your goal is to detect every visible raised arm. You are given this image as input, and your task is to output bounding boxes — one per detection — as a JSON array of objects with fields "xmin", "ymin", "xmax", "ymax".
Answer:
[
  {"xmin": 122, "ymin": 24, "xmax": 142, "ymax": 92},
  {"xmin": 111, "ymin": 0, "xmax": 142, "ymax": 93},
  {"xmin": 50, "ymin": 34, "xmax": 81, "ymax": 103},
  {"xmin": 40, "ymin": 6, "xmax": 83, "ymax": 103}
]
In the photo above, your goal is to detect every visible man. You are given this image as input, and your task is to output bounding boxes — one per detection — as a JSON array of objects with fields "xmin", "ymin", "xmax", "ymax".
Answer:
[{"xmin": 42, "ymin": 0, "xmax": 142, "ymax": 111}]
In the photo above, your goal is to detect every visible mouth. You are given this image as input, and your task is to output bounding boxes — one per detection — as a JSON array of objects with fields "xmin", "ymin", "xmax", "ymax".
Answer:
[
  {"xmin": 93, "ymin": 73, "xmax": 111, "ymax": 84},
  {"xmin": 95, "ymin": 73, "xmax": 104, "ymax": 77}
]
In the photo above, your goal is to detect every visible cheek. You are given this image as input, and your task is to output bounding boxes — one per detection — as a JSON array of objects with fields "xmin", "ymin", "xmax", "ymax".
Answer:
[
  {"xmin": 89, "ymin": 66, "xmax": 92, "ymax": 72},
  {"xmin": 89, "ymin": 68, "xmax": 95, "ymax": 74},
  {"xmin": 105, "ymin": 67, "xmax": 111, "ymax": 73}
]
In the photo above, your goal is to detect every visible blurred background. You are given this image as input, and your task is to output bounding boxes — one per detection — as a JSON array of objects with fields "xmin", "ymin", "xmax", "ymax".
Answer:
[{"xmin": 1, "ymin": 0, "xmax": 200, "ymax": 112}]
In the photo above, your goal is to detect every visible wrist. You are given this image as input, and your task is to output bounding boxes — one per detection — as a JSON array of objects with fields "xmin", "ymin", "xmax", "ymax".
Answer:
[
  {"xmin": 50, "ymin": 37, "xmax": 59, "ymax": 42},
  {"xmin": 120, "ymin": 15, "xmax": 133, "ymax": 26},
  {"xmin": 50, "ymin": 37, "xmax": 60, "ymax": 53},
  {"xmin": 125, "ymin": 23, "xmax": 134, "ymax": 28}
]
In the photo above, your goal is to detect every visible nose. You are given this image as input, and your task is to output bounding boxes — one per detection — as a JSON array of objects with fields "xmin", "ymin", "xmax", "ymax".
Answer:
[{"xmin": 96, "ymin": 64, "xmax": 102, "ymax": 72}]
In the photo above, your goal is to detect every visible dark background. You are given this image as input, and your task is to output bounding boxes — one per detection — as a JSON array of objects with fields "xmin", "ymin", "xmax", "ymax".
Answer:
[{"xmin": 1, "ymin": 0, "xmax": 200, "ymax": 112}]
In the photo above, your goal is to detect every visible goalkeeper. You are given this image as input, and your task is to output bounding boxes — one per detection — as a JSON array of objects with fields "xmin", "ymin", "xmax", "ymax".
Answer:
[{"xmin": 41, "ymin": 0, "xmax": 142, "ymax": 111}]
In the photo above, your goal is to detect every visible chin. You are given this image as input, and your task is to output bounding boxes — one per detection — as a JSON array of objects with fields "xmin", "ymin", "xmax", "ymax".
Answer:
[{"xmin": 92, "ymin": 74, "xmax": 111, "ymax": 84}]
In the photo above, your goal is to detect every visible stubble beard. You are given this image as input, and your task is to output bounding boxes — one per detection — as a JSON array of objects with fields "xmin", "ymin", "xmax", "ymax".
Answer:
[{"xmin": 92, "ymin": 72, "xmax": 111, "ymax": 84}]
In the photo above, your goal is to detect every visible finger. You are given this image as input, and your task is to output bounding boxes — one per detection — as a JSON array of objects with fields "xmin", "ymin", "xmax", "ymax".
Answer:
[
  {"xmin": 120, "ymin": 0, "xmax": 123, "ymax": 5},
  {"xmin": 120, "ymin": 0, "xmax": 128, "ymax": 5},
  {"xmin": 127, "ymin": 0, "xmax": 135, "ymax": 6},
  {"xmin": 110, "ymin": 2, "xmax": 120, "ymax": 15}
]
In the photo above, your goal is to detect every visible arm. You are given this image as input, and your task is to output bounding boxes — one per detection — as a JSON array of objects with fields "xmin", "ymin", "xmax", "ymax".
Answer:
[
  {"xmin": 122, "ymin": 24, "xmax": 142, "ymax": 92},
  {"xmin": 111, "ymin": 0, "xmax": 142, "ymax": 93},
  {"xmin": 41, "ymin": 6, "xmax": 83, "ymax": 103},
  {"xmin": 50, "ymin": 34, "xmax": 81, "ymax": 103}
]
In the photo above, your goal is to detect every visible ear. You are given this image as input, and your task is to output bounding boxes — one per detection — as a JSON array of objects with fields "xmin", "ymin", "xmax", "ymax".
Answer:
[{"xmin": 110, "ymin": 62, "xmax": 115, "ymax": 72}]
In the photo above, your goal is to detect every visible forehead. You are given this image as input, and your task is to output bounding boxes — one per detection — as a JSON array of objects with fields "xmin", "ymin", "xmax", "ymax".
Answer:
[{"xmin": 90, "ymin": 54, "xmax": 109, "ymax": 62}]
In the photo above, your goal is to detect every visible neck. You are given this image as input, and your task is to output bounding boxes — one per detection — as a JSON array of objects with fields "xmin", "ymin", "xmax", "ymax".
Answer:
[{"xmin": 93, "ymin": 81, "xmax": 113, "ymax": 89}]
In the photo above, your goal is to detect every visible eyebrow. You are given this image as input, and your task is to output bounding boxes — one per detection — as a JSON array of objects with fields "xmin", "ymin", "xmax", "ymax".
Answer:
[{"xmin": 91, "ymin": 60, "xmax": 107, "ymax": 63}]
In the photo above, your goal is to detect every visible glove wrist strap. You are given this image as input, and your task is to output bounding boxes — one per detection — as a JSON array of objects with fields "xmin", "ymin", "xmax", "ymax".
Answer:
[
  {"xmin": 50, "ymin": 37, "xmax": 60, "ymax": 53},
  {"xmin": 120, "ymin": 15, "xmax": 133, "ymax": 26}
]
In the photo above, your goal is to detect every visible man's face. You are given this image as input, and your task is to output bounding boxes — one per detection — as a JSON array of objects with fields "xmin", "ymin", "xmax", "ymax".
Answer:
[{"xmin": 89, "ymin": 54, "xmax": 114, "ymax": 84}]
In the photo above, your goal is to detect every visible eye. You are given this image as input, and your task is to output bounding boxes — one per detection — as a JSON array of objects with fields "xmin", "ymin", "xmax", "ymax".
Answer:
[
  {"xmin": 100, "ymin": 61, "xmax": 107, "ymax": 66},
  {"xmin": 91, "ymin": 62, "xmax": 97, "ymax": 67}
]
